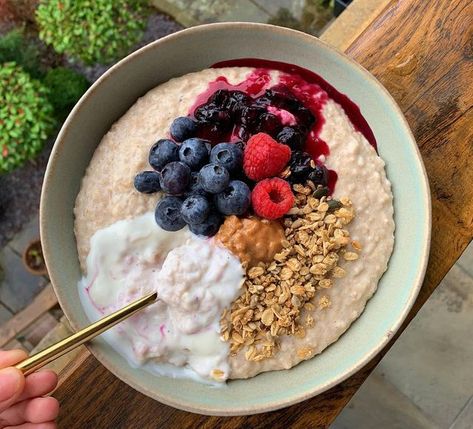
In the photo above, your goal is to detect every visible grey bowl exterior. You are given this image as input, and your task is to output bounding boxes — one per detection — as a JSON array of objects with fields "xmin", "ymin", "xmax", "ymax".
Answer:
[{"xmin": 40, "ymin": 23, "xmax": 431, "ymax": 415}]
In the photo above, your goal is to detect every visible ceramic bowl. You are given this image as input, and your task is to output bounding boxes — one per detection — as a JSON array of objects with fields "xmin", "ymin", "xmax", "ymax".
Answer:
[{"xmin": 40, "ymin": 23, "xmax": 431, "ymax": 415}]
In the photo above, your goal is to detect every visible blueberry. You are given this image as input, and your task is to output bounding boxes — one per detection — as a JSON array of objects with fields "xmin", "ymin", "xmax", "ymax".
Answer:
[
  {"xmin": 216, "ymin": 180, "xmax": 251, "ymax": 216},
  {"xmin": 294, "ymin": 107, "xmax": 315, "ymax": 128},
  {"xmin": 186, "ymin": 172, "xmax": 207, "ymax": 197},
  {"xmin": 149, "ymin": 139, "xmax": 179, "ymax": 171},
  {"xmin": 208, "ymin": 89, "xmax": 230, "ymax": 107},
  {"xmin": 210, "ymin": 143, "xmax": 243, "ymax": 174},
  {"xmin": 198, "ymin": 163, "xmax": 230, "ymax": 194},
  {"xmin": 237, "ymin": 126, "xmax": 250, "ymax": 142},
  {"xmin": 239, "ymin": 105, "xmax": 265, "ymax": 129},
  {"xmin": 234, "ymin": 140, "xmax": 245, "ymax": 152},
  {"xmin": 179, "ymin": 138, "xmax": 210, "ymax": 170},
  {"xmin": 277, "ymin": 126, "xmax": 305, "ymax": 151},
  {"xmin": 159, "ymin": 161, "xmax": 191, "ymax": 195},
  {"xmin": 170, "ymin": 116, "xmax": 197, "ymax": 142},
  {"xmin": 255, "ymin": 112, "xmax": 282, "ymax": 136},
  {"xmin": 287, "ymin": 151, "xmax": 313, "ymax": 184},
  {"xmin": 188, "ymin": 211, "xmax": 223, "ymax": 237},
  {"xmin": 155, "ymin": 196, "xmax": 186, "ymax": 232},
  {"xmin": 194, "ymin": 103, "xmax": 231, "ymax": 125},
  {"xmin": 196, "ymin": 120, "xmax": 231, "ymax": 143},
  {"xmin": 181, "ymin": 195, "xmax": 210, "ymax": 224},
  {"xmin": 287, "ymin": 151, "xmax": 328, "ymax": 185},
  {"xmin": 260, "ymin": 87, "xmax": 302, "ymax": 111},
  {"xmin": 194, "ymin": 103, "xmax": 219, "ymax": 122},
  {"xmin": 133, "ymin": 171, "xmax": 161, "ymax": 194},
  {"xmin": 225, "ymin": 91, "xmax": 251, "ymax": 116},
  {"xmin": 308, "ymin": 165, "xmax": 328, "ymax": 186}
]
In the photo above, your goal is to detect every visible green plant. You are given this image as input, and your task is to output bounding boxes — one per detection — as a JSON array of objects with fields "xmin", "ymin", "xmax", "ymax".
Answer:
[
  {"xmin": 44, "ymin": 67, "xmax": 89, "ymax": 117},
  {"xmin": 36, "ymin": 0, "xmax": 148, "ymax": 65},
  {"xmin": 0, "ymin": 62, "xmax": 56, "ymax": 174},
  {"xmin": 0, "ymin": 28, "xmax": 42, "ymax": 78},
  {"xmin": 301, "ymin": 0, "xmax": 335, "ymax": 35}
]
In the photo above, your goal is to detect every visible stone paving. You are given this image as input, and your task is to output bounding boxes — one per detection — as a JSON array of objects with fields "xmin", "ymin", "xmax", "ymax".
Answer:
[
  {"xmin": 332, "ymin": 242, "xmax": 473, "ymax": 429},
  {"xmin": 0, "ymin": 215, "xmax": 48, "ymax": 315},
  {"xmin": 151, "ymin": 0, "xmax": 334, "ymax": 35}
]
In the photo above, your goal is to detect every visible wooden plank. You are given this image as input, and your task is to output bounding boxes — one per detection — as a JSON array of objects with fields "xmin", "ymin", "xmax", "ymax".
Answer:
[
  {"xmin": 0, "ymin": 302, "xmax": 13, "ymax": 325},
  {"xmin": 20, "ymin": 312, "xmax": 58, "ymax": 349},
  {"xmin": 320, "ymin": 0, "xmax": 393, "ymax": 51},
  {"xmin": 30, "ymin": 317, "xmax": 88, "ymax": 375},
  {"xmin": 55, "ymin": 348, "xmax": 90, "ymax": 390},
  {"xmin": 346, "ymin": 0, "xmax": 473, "ymax": 300},
  {"xmin": 4, "ymin": 339, "xmax": 29, "ymax": 353},
  {"xmin": 0, "ymin": 284, "xmax": 58, "ymax": 348},
  {"xmin": 54, "ymin": 0, "xmax": 473, "ymax": 427},
  {"xmin": 54, "ymin": 354, "xmax": 374, "ymax": 429}
]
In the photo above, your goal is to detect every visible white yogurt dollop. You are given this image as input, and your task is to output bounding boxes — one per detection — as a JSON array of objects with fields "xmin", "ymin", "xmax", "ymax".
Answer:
[{"xmin": 79, "ymin": 212, "xmax": 244, "ymax": 383}]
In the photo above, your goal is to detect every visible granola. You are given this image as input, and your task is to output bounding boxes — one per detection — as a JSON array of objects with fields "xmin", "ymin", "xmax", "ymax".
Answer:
[{"xmin": 221, "ymin": 182, "xmax": 359, "ymax": 362}]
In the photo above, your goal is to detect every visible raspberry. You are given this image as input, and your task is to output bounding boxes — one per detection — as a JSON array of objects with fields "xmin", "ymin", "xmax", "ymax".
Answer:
[
  {"xmin": 251, "ymin": 178, "xmax": 294, "ymax": 220},
  {"xmin": 243, "ymin": 133, "xmax": 291, "ymax": 181}
]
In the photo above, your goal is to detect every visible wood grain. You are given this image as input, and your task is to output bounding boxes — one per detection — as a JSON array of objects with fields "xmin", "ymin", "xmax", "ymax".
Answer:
[
  {"xmin": 54, "ymin": 0, "xmax": 473, "ymax": 427},
  {"xmin": 0, "ymin": 284, "xmax": 58, "ymax": 347}
]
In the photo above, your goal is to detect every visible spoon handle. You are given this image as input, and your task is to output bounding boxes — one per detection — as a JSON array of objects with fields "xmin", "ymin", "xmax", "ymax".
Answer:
[{"xmin": 15, "ymin": 292, "xmax": 157, "ymax": 376}]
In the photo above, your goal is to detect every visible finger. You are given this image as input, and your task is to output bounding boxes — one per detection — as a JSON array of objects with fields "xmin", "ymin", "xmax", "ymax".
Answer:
[
  {"xmin": 4, "ymin": 422, "xmax": 57, "ymax": 429},
  {"xmin": 0, "ymin": 397, "xmax": 59, "ymax": 426},
  {"xmin": 0, "ymin": 368, "xmax": 25, "ymax": 413},
  {"xmin": 0, "ymin": 350, "xmax": 28, "ymax": 368},
  {"xmin": 17, "ymin": 371, "xmax": 58, "ymax": 402}
]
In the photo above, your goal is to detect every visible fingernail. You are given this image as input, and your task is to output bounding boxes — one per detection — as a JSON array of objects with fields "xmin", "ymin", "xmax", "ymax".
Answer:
[{"xmin": 0, "ymin": 368, "xmax": 22, "ymax": 402}]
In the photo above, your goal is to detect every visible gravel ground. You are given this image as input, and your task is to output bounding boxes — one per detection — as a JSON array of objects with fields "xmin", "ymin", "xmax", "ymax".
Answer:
[
  {"xmin": 0, "ymin": 137, "xmax": 54, "ymax": 248},
  {"xmin": 0, "ymin": 12, "xmax": 183, "ymax": 248}
]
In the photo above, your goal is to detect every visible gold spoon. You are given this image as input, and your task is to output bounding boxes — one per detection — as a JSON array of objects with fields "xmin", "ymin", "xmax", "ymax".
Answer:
[{"xmin": 15, "ymin": 292, "xmax": 157, "ymax": 376}]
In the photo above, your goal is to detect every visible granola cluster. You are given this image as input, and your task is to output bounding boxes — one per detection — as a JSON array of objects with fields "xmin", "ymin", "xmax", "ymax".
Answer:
[{"xmin": 220, "ymin": 181, "xmax": 360, "ymax": 362}]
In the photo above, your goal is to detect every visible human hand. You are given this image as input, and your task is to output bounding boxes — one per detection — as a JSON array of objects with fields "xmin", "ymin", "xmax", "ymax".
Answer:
[{"xmin": 0, "ymin": 350, "xmax": 59, "ymax": 429}]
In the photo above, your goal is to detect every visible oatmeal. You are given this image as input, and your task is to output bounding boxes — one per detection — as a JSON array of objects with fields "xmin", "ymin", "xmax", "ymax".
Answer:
[{"xmin": 76, "ymin": 61, "xmax": 394, "ymax": 382}]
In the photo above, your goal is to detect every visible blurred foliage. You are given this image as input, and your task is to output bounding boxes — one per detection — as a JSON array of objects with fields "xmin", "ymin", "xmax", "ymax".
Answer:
[
  {"xmin": 319, "ymin": 0, "xmax": 334, "ymax": 8},
  {"xmin": 268, "ymin": 8, "xmax": 303, "ymax": 31},
  {"xmin": 0, "ymin": 62, "xmax": 55, "ymax": 174},
  {"xmin": 0, "ymin": 0, "xmax": 39, "ymax": 26},
  {"xmin": 0, "ymin": 0, "xmax": 16, "ymax": 26},
  {"xmin": 301, "ymin": 0, "xmax": 334, "ymax": 34},
  {"xmin": 0, "ymin": 28, "xmax": 42, "ymax": 78},
  {"xmin": 43, "ymin": 67, "xmax": 89, "ymax": 118},
  {"xmin": 268, "ymin": 0, "xmax": 334, "ymax": 35},
  {"xmin": 36, "ymin": 0, "xmax": 148, "ymax": 65}
]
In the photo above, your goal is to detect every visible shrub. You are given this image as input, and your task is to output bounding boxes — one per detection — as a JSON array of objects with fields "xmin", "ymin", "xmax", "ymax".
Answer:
[
  {"xmin": 36, "ymin": 0, "xmax": 148, "ymax": 65},
  {"xmin": 0, "ymin": 62, "xmax": 55, "ymax": 174},
  {"xmin": 0, "ymin": 28, "xmax": 41, "ymax": 78},
  {"xmin": 0, "ymin": 0, "xmax": 39, "ymax": 25},
  {"xmin": 0, "ymin": 0, "xmax": 16, "ymax": 26},
  {"xmin": 44, "ymin": 67, "xmax": 89, "ymax": 117},
  {"xmin": 8, "ymin": 0, "xmax": 40, "ymax": 23}
]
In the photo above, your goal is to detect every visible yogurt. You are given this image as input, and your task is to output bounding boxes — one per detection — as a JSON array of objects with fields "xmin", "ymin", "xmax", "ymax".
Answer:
[{"xmin": 79, "ymin": 212, "xmax": 244, "ymax": 383}]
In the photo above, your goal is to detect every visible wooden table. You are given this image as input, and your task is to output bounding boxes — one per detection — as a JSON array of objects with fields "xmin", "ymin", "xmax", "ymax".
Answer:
[{"xmin": 53, "ymin": 0, "xmax": 473, "ymax": 427}]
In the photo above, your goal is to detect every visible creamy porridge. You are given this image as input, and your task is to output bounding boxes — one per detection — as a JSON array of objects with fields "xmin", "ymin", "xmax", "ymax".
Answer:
[{"xmin": 75, "ymin": 61, "xmax": 394, "ymax": 382}]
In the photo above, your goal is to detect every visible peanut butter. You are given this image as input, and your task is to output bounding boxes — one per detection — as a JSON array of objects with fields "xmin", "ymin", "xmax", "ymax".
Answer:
[{"xmin": 215, "ymin": 216, "xmax": 285, "ymax": 268}]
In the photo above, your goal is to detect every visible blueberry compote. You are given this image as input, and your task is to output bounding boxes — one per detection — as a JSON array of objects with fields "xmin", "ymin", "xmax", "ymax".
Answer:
[{"xmin": 183, "ymin": 60, "xmax": 376, "ymax": 193}]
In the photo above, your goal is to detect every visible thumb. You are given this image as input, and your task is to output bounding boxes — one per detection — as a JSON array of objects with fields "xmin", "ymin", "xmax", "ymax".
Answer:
[{"xmin": 0, "ymin": 367, "xmax": 25, "ymax": 412}]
